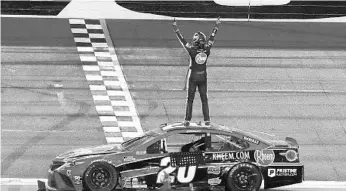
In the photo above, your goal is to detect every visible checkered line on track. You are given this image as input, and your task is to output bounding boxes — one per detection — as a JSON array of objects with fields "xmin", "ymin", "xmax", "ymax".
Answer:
[{"xmin": 69, "ymin": 19, "xmax": 143, "ymax": 145}]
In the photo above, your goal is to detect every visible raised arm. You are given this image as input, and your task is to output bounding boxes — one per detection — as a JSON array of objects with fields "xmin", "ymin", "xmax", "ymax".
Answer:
[
  {"xmin": 205, "ymin": 17, "xmax": 221, "ymax": 49},
  {"xmin": 172, "ymin": 19, "xmax": 192, "ymax": 52}
]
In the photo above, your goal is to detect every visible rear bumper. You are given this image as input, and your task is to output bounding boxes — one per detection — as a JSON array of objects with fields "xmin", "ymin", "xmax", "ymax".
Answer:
[{"xmin": 262, "ymin": 164, "xmax": 304, "ymax": 189}]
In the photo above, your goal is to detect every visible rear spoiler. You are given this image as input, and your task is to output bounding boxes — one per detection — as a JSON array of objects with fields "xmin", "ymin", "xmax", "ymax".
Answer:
[{"xmin": 285, "ymin": 137, "xmax": 299, "ymax": 148}]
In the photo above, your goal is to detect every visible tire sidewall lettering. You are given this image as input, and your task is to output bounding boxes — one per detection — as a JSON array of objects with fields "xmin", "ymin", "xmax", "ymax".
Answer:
[
  {"xmin": 227, "ymin": 163, "xmax": 262, "ymax": 191},
  {"xmin": 84, "ymin": 162, "xmax": 118, "ymax": 191}
]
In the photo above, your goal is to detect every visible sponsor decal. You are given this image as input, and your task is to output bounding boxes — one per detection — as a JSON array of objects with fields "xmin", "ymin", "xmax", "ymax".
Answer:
[
  {"xmin": 268, "ymin": 168, "xmax": 276, "ymax": 177},
  {"xmin": 124, "ymin": 156, "xmax": 135, "ymax": 162},
  {"xmin": 132, "ymin": 178, "xmax": 139, "ymax": 186},
  {"xmin": 66, "ymin": 170, "xmax": 71, "ymax": 176},
  {"xmin": 131, "ymin": 178, "xmax": 147, "ymax": 188},
  {"xmin": 212, "ymin": 151, "xmax": 250, "ymax": 161},
  {"xmin": 123, "ymin": 179, "xmax": 132, "ymax": 188},
  {"xmin": 136, "ymin": 151, "xmax": 146, "ymax": 155},
  {"xmin": 244, "ymin": 136, "xmax": 260, "ymax": 145},
  {"xmin": 208, "ymin": 177, "xmax": 222, "ymax": 185},
  {"xmin": 280, "ymin": 150, "xmax": 298, "ymax": 162},
  {"xmin": 254, "ymin": 150, "xmax": 275, "ymax": 166},
  {"xmin": 133, "ymin": 184, "xmax": 147, "ymax": 188},
  {"xmin": 268, "ymin": 168, "xmax": 297, "ymax": 177},
  {"xmin": 73, "ymin": 176, "xmax": 82, "ymax": 185},
  {"xmin": 207, "ymin": 166, "xmax": 221, "ymax": 175},
  {"xmin": 195, "ymin": 52, "xmax": 208, "ymax": 64},
  {"xmin": 157, "ymin": 157, "xmax": 196, "ymax": 184}
]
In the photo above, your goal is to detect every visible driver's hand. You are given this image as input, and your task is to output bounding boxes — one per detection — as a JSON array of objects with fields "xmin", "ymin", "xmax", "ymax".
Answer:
[
  {"xmin": 172, "ymin": 18, "xmax": 179, "ymax": 32},
  {"xmin": 172, "ymin": 18, "xmax": 177, "ymax": 26},
  {"xmin": 216, "ymin": 17, "xmax": 221, "ymax": 25}
]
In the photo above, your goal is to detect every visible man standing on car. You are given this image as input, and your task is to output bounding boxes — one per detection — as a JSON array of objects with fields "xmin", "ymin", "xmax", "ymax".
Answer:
[{"xmin": 172, "ymin": 18, "xmax": 221, "ymax": 126}]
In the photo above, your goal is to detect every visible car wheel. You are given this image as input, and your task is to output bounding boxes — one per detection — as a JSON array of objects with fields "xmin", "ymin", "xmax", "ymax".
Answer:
[
  {"xmin": 225, "ymin": 163, "xmax": 262, "ymax": 191},
  {"xmin": 84, "ymin": 162, "xmax": 118, "ymax": 191}
]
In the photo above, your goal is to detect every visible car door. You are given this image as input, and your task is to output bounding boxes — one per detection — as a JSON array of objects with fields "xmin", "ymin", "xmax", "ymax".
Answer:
[{"xmin": 154, "ymin": 132, "xmax": 208, "ymax": 186}]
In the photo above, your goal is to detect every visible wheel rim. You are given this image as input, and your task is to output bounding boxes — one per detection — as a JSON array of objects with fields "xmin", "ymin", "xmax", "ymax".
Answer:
[
  {"xmin": 90, "ymin": 167, "xmax": 112, "ymax": 188},
  {"xmin": 232, "ymin": 168, "xmax": 255, "ymax": 190}
]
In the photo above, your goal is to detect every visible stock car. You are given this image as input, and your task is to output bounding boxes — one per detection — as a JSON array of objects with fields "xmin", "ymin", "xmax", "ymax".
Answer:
[{"xmin": 38, "ymin": 122, "xmax": 304, "ymax": 191}]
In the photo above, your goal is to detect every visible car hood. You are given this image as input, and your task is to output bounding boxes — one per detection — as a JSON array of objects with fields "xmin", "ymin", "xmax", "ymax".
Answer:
[{"xmin": 56, "ymin": 144, "xmax": 122, "ymax": 159}]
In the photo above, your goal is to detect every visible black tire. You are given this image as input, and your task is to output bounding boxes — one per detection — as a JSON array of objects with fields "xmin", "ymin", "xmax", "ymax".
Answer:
[
  {"xmin": 84, "ymin": 162, "xmax": 118, "ymax": 191},
  {"xmin": 225, "ymin": 163, "xmax": 262, "ymax": 191}
]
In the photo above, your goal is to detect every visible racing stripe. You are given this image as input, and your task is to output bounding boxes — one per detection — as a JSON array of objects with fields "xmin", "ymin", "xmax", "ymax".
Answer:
[{"xmin": 69, "ymin": 19, "xmax": 143, "ymax": 145}]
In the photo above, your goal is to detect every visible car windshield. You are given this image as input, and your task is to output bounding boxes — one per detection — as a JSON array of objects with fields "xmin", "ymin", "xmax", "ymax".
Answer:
[{"xmin": 121, "ymin": 128, "xmax": 163, "ymax": 150}]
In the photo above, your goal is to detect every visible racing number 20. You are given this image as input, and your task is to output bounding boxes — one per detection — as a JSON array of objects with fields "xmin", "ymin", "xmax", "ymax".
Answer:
[{"xmin": 156, "ymin": 157, "xmax": 197, "ymax": 183}]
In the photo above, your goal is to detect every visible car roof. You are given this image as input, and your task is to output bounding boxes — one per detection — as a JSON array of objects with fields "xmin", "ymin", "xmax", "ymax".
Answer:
[
  {"xmin": 160, "ymin": 122, "xmax": 233, "ymax": 133},
  {"xmin": 159, "ymin": 122, "xmax": 272, "ymax": 145}
]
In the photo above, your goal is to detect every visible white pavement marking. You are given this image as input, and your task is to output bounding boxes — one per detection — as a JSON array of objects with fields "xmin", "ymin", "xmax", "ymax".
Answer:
[
  {"xmin": 68, "ymin": 19, "xmax": 85, "ymax": 24},
  {"xmin": 71, "ymin": 28, "xmax": 88, "ymax": 34},
  {"xmin": 92, "ymin": 42, "xmax": 108, "ymax": 47},
  {"xmin": 103, "ymin": 127, "xmax": 120, "ymax": 132},
  {"xmin": 77, "ymin": 47, "xmax": 94, "ymax": 52},
  {"xmin": 69, "ymin": 18, "xmax": 143, "ymax": 144},
  {"xmin": 89, "ymin": 85, "xmax": 106, "ymax": 90},
  {"xmin": 93, "ymin": 95, "xmax": 110, "ymax": 101},
  {"xmin": 104, "ymin": 80, "xmax": 120, "ymax": 86},
  {"xmin": 86, "ymin": 24, "xmax": 102, "ymax": 29},
  {"xmin": 83, "ymin": 65, "xmax": 100, "ymax": 71},
  {"xmin": 107, "ymin": 90, "xmax": 125, "ymax": 96},
  {"xmin": 74, "ymin": 37, "xmax": 91, "ymax": 43},
  {"xmin": 89, "ymin": 33, "xmax": 105, "ymax": 38},
  {"xmin": 98, "ymin": 61, "xmax": 114, "ymax": 66},
  {"xmin": 85, "ymin": 75, "xmax": 103, "ymax": 81},
  {"xmin": 100, "ymin": 71, "xmax": 117, "ymax": 76},
  {"xmin": 95, "ymin": 51, "xmax": 111, "ymax": 57},
  {"xmin": 99, "ymin": 116, "xmax": 117, "ymax": 121},
  {"xmin": 79, "ymin": 54, "xmax": 97, "ymax": 62}
]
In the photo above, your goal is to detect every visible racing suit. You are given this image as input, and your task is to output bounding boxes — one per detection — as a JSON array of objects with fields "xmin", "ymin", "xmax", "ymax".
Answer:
[{"xmin": 173, "ymin": 25, "xmax": 219, "ymax": 123}]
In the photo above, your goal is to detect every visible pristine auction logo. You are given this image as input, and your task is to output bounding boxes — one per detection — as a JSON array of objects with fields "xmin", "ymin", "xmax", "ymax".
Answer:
[
  {"xmin": 254, "ymin": 150, "xmax": 275, "ymax": 166},
  {"xmin": 268, "ymin": 168, "xmax": 297, "ymax": 177}
]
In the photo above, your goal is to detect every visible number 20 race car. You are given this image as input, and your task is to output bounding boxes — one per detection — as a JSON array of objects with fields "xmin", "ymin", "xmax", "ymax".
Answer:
[{"xmin": 38, "ymin": 122, "xmax": 304, "ymax": 191}]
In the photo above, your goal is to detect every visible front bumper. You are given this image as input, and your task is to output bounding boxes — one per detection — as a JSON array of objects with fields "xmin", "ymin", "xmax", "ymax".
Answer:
[
  {"xmin": 37, "ymin": 180, "xmax": 56, "ymax": 191},
  {"xmin": 39, "ymin": 169, "xmax": 78, "ymax": 191}
]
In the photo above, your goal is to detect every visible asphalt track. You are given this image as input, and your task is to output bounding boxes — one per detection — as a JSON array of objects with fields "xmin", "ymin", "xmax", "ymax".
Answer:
[
  {"xmin": 1, "ymin": 17, "xmax": 346, "ymax": 190},
  {"xmin": 108, "ymin": 20, "xmax": 346, "ymax": 181},
  {"xmin": 1, "ymin": 18, "xmax": 107, "ymax": 178}
]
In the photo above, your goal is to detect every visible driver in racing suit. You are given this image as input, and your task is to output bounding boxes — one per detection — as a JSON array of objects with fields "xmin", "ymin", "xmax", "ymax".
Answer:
[{"xmin": 172, "ymin": 18, "xmax": 221, "ymax": 126}]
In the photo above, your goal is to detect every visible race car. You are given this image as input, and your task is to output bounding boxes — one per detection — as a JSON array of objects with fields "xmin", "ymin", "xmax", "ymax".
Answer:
[{"xmin": 38, "ymin": 122, "xmax": 304, "ymax": 191}]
